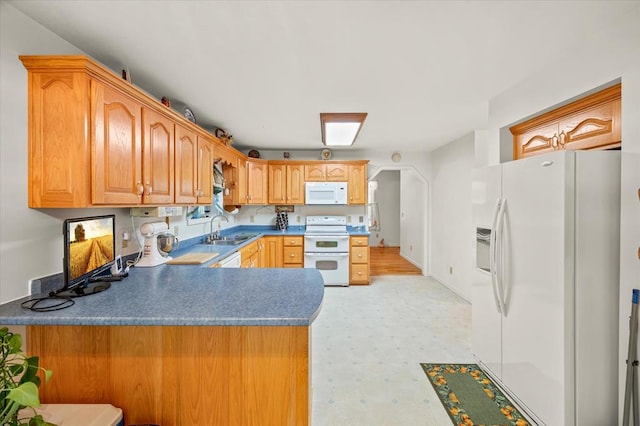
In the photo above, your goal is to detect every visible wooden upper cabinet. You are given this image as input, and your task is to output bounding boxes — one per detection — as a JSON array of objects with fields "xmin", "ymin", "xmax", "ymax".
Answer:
[
  {"xmin": 142, "ymin": 107, "xmax": 174, "ymax": 205},
  {"xmin": 510, "ymin": 83, "xmax": 621, "ymax": 160},
  {"xmin": 25, "ymin": 66, "xmax": 91, "ymax": 207},
  {"xmin": 304, "ymin": 163, "xmax": 325, "ymax": 181},
  {"xmin": 237, "ymin": 156, "xmax": 248, "ymax": 205},
  {"xmin": 92, "ymin": 82, "xmax": 143, "ymax": 205},
  {"xmin": 287, "ymin": 164, "xmax": 305, "ymax": 204},
  {"xmin": 304, "ymin": 163, "xmax": 349, "ymax": 182},
  {"xmin": 246, "ymin": 159, "xmax": 268, "ymax": 204},
  {"xmin": 347, "ymin": 164, "xmax": 367, "ymax": 205},
  {"xmin": 268, "ymin": 163, "xmax": 305, "ymax": 204},
  {"xmin": 174, "ymin": 124, "xmax": 198, "ymax": 204},
  {"xmin": 326, "ymin": 163, "xmax": 349, "ymax": 181},
  {"xmin": 197, "ymin": 135, "xmax": 214, "ymax": 205},
  {"xmin": 174, "ymin": 128, "xmax": 212, "ymax": 205}
]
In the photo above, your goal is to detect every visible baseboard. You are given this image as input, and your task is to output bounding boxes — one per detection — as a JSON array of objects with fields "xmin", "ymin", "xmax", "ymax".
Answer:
[
  {"xmin": 398, "ymin": 251, "xmax": 423, "ymax": 271},
  {"xmin": 428, "ymin": 272, "xmax": 471, "ymax": 303}
]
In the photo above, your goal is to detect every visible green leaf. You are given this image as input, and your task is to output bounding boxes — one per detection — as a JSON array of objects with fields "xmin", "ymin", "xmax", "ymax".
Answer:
[
  {"xmin": 6, "ymin": 382, "xmax": 40, "ymax": 407},
  {"xmin": 8, "ymin": 334, "xmax": 22, "ymax": 354},
  {"xmin": 43, "ymin": 369, "xmax": 52, "ymax": 383}
]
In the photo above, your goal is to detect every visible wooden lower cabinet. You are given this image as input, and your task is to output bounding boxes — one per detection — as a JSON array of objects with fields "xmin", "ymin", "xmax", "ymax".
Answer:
[
  {"xmin": 262, "ymin": 236, "xmax": 284, "ymax": 267},
  {"xmin": 283, "ymin": 236, "xmax": 304, "ymax": 268},
  {"xmin": 350, "ymin": 236, "xmax": 370, "ymax": 284},
  {"xmin": 28, "ymin": 325, "xmax": 310, "ymax": 425},
  {"xmin": 239, "ymin": 241, "xmax": 259, "ymax": 268}
]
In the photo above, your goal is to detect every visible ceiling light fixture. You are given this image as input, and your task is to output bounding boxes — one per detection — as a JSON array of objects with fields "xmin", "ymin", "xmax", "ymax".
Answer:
[{"xmin": 320, "ymin": 112, "xmax": 368, "ymax": 146}]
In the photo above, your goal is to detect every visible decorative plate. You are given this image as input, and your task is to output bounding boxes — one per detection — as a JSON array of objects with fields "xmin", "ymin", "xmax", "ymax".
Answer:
[
  {"xmin": 184, "ymin": 106, "xmax": 196, "ymax": 123},
  {"xmin": 321, "ymin": 148, "xmax": 332, "ymax": 160}
]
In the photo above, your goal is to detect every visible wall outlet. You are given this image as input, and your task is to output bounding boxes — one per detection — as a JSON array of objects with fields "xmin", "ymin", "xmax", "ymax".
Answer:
[
  {"xmin": 449, "ymin": 266, "xmax": 453, "ymax": 274},
  {"xmin": 174, "ymin": 226, "xmax": 179, "ymax": 237},
  {"xmin": 250, "ymin": 215, "xmax": 255, "ymax": 223},
  {"xmin": 297, "ymin": 215, "xmax": 301, "ymax": 223},
  {"xmin": 409, "ymin": 245, "xmax": 413, "ymax": 251}
]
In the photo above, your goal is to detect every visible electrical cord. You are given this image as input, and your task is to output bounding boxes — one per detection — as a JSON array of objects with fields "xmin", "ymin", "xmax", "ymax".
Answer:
[{"xmin": 21, "ymin": 295, "xmax": 74, "ymax": 312}]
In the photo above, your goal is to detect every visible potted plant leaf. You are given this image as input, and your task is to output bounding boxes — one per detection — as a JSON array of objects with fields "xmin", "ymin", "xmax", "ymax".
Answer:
[{"xmin": 0, "ymin": 327, "xmax": 55, "ymax": 426}]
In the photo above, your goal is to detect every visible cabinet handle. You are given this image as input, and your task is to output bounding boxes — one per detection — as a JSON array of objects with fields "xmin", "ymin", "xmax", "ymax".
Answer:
[
  {"xmin": 358, "ymin": 253, "xmax": 363, "ymax": 258},
  {"xmin": 290, "ymin": 253, "xmax": 295, "ymax": 258},
  {"xmin": 136, "ymin": 182, "xmax": 144, "ymax": 195},
  {"xmin": 145, "ymin": 183, "xmax": 153, "ymax": 196},
  {"xmin": 357, "ymin": 271, "xmax": 362, "ymax": 276},
  {"xmin": 551, "ymin": 134, "xmax": 559, "ymax": 149},
  {"xmin": 559, "ymin": 130, "xmax": 566, "ymax": 147}
]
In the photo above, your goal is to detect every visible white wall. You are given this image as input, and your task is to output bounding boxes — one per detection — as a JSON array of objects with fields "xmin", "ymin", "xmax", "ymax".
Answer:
[
  {"xmin": 427, "ymin": 132, "xmax": 475, "ymax": 301},
  {"xmin": 486, "ymin": 7, "xmax": 640, "ymax": 422}
]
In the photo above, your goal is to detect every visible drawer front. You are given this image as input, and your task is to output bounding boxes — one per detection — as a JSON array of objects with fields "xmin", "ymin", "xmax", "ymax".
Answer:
[
  {"xmin": 351, "ymin": 246, "xmax": 369, "ymax": 263},
  {"xmin": 350, "ymin": 236, "xmax": 368, "ymax": 247},
  {"xmin": 283, "ymin": 236, "xmax": 303, "ymax": 247},
  {"xmin": 350, "ymin": 263, "xmax": 369, "ymax": 283},
  {"xmin": 283, "ymin": 246, "xmax": 303, "ymax": 264}
]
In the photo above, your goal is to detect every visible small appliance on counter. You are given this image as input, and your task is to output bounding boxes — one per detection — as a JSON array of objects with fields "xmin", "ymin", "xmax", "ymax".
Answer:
[
  {"xmin": 136, "ymin": 222, "xmax": 176, "ymax": 267},
  {"xmin": 157, "ymin": 232, "xmax": 179, "ymax": 257}
]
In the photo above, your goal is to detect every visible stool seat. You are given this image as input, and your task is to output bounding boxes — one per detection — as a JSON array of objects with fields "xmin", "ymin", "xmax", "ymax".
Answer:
[{"xmin": 20, "ymin": 404, "xmax": 123, "ymax": 426}]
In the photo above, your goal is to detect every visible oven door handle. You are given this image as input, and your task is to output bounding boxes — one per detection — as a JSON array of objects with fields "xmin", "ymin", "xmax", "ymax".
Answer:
[
  {"xmin": 304, "ymin": 253, "xmax": 349, "ymax": 257},
  {"xmin": 304, "ymin": 236, "xmax": 350, "ymax": 240}
]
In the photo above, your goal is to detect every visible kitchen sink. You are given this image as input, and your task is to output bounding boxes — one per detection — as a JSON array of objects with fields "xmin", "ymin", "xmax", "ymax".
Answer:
[
  {"xmin": 203, "ymin": 233, "xmax": 259, "ymax": 245},
  {"xmin": 206, "ymin": 239, "xmax": 244, "ymax": 246}
]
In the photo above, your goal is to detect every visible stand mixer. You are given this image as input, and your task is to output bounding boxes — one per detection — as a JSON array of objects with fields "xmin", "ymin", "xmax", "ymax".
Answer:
[{"xmin": 137, "ymin": 221, "xmax": 175, "ymax": 267}]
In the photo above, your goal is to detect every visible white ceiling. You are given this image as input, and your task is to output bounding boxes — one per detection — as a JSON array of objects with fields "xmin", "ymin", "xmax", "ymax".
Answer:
[{"xmin": 9, "ymin": 0, "xmax": 639, "ymax": 153}]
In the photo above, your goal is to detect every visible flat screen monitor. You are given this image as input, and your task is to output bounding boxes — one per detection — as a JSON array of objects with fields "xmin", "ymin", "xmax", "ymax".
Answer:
[{"xmin": 57, "ymin": 214, "xmax": 116, "ymax": 297}]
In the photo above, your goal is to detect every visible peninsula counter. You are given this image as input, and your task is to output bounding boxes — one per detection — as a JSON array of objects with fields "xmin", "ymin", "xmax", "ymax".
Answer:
[{"xmin": 0, "ymin": 267, "xmax": 324, "ymax": 425}]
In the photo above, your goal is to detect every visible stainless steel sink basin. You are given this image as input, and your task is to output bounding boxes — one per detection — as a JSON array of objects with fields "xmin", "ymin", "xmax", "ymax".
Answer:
[
  {"xmin": 205, "ymin": 240, "xmax": 240, "ymax": 246},
  {"xmin": 203, "ymin": 233, "xmax": 258, "ymax": 245}
]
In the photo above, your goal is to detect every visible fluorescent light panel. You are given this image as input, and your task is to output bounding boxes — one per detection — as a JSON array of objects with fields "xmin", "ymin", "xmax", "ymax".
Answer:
[{"xmin": 320, "ymin": 113, "xmax": 367, "ymax": 146}]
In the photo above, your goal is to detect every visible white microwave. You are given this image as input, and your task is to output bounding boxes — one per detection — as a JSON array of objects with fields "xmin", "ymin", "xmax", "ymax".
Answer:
[{"xmin": 305, "ymin": 182, "xmax": 348, "ymax": 205}]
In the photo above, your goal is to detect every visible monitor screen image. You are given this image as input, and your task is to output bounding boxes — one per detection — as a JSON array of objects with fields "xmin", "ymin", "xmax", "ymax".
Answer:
[{"xmin": 60, "ymin": 214, "xmax": 115, "ymax": 297}]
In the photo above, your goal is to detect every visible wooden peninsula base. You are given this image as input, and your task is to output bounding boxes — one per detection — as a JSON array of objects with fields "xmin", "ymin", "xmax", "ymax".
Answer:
[{"xmin": 28, "ymin": 325, "xmax": 310, "ymax": 425}]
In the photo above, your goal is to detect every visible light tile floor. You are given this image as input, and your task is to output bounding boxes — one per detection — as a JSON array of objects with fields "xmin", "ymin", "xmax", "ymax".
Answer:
[{"xmin": 311, "ymin": 275, "xmax": 473, "ymax": 426}]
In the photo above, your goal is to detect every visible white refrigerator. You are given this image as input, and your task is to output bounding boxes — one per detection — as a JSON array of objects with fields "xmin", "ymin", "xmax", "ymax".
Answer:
[{"xmin": 471, "ymin": 150, "xmax": 621, "ymax": 426}]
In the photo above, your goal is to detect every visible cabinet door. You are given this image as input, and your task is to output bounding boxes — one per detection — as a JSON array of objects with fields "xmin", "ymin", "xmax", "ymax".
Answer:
[
  {"xmin": 92, "ymin": 82, "xmax": 143, "ymax": 205},
  {"xmin": 286, "ymin": 164, "xmax": 305, "ymax": 204},
  {"xmin": 142, "ymin": 108, "xmax": 174, "ymax": 205},
  {"xmin": 174, "ymin": 124, "xmax": 198, "ymax": 204},
  {"xmin": 560, "ymin": 99, "xmax": 621, "ymax": 151},
  {"xmin": 263, "ymin": 236, "xmax": 284, "ymax": 268},
  {"xmin": 347, "ymin": 164, "xmax": 367, "ymax": 205},
  {"xmin": 268, "ymin": 164, "xmax": 287, "ymax": 204},
  {"xmin": 237, "ymin": 157, "xmax": 248, "ymax": 204},
  {"xmin": 304, "ymin": 164, "xmax": 325, "ymax": 181},
  {"xmin": 246, "ymin": 160, "xmax": 268, "ymax": 204},
  {"xmin": 197, "ymin": 135, "xmax": 213, "ymax": 205},
  {"xmin": 28, "ymin": 71, "xmax": 91, "ymax": 207},
  {"xmin": 513, "ymin": 122, "xmax": 559, "ymax": 160},
  {"xmin": 326, "ymin": 163, "xmax": 348, "ymax": 181}
]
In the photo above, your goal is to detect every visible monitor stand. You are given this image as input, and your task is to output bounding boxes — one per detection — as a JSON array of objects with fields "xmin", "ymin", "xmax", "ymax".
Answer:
[{"xmin": 56, "ymin": 281, "xmax": 111, "ymax": 298}]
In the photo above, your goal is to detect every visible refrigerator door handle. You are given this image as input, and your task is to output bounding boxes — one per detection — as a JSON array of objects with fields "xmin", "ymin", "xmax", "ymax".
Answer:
[
  {"xmin": 489, "ymin": 198, "xmax": 502, "ymax": 313},
  {"xmin": 495, "ymin": 198, "xmax": 508, "ymax": 316}
]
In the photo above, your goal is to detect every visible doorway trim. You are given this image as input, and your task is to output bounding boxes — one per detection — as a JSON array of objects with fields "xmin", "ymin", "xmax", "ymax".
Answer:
[{"xmin": 368, "ymin": 165, "xmax": 429, "ymax": 275}]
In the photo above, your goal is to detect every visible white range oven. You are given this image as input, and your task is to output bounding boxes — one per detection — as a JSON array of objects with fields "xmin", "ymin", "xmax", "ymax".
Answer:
[{"xmin": 304, "ymin": 215, "xmax": 350, "ymax": 286}]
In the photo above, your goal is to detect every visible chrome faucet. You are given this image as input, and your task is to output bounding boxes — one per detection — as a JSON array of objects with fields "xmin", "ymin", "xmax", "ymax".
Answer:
[{"xmin": 207, "ymin": 214, "xmax": 229, "ymax": 242}]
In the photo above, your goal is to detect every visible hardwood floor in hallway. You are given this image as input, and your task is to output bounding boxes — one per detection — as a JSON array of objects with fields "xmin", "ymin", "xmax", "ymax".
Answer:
[{"xmin": 370, "ymin": 246, "xmax": 422, "ymax": 276}]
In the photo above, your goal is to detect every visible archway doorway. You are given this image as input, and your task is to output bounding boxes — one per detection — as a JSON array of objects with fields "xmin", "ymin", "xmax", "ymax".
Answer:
[{"xmin": 367, "ymin": 166, "xmax": 428, "ymax": 276}]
